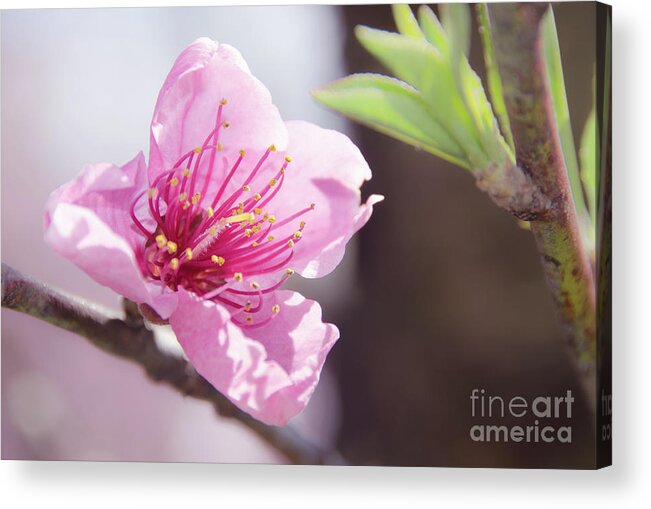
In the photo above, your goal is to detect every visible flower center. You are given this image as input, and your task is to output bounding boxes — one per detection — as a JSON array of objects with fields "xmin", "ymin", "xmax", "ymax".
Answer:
[{"xmin": 130, "ymin": 99, "xmax": 313, "ymax": 327}]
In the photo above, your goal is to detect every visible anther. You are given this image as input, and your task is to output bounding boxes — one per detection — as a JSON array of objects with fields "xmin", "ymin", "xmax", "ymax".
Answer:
[
  {"xmin": 287, "ymin": 239, "xmax": 295, "ymax": 247},
  {"xmin": 250, "ymin": 281, "xmax": 260, "ymax": 289},
  {"xmin": 185, "ymin": 248, "xmax": 193, "ymax": 260},
  {"xmin": 253, "ymin": 193, "xmax": 261, "ymax": 201},
  {"xmin": 243, "ymin": 185, "xmax": 251, "ymax": 192},
  {"xmin": 268, "ymin": 215, "xmax": 276, "ymax": 224},
  {"xmin": 285, "ymin": 155, "xmax": 292, "ymax": 163},
  {"xmin": 269, "ymin": 144, "xmax": 277, "ymax": 152},
  {"xmin": 170, "ymin": 258, "xmax": 179, "ymax": 270},
  {"xmin": 245, "ymin": 302, "xmax": 252, "ymax": 312},
  {"xmin": 147, "ymin": 188, "xmax": 157, "ymax": 198},
  {"xmin": 219, "ymin": 98, "xmax": 228, "ymax": 105},
  {"xmin": 246, "ymin": 316, "xmax": 254, "ymax": 324},
  {"xmin": 294, "ymin": 231, "xmax": 302, "ymax": 239},
  {"xmin": 269, "ymin": 178, "xmax": 278, "ymax": 187},
  {"xmin": 286, "ymin": 268, "xmax": 295, "ymax": 276},
  {"xmin": 239, "ymin": 149, "xmax": 246, "ymax": 156},
  {"xmin": 170, "ymin": 178, "xmax": 179, "ymax": 187},
  {"xmin": 207, "ymin": 207, "xmax": 215, "ymax": 218},
  {"xmin": 233, "ymin": 272, "xmax": 243, "ymax": 282},
  {"xmin": 155, "ymin": 234, "xmax": 167, "ymax": 248},
  {"xmin": 272, "ymin": 305, "xmax": 280, "ymax": 314},
  {"xmin": 166, "ymin": 241, "xmax": 178, "ymax": 254},
  {"xmin": 193, "ymin": 147, "xmax": 202, "ymax": 154},
  {"xmin": 181, "ymin": 169, "xmax": 190, "ymax": 177}
]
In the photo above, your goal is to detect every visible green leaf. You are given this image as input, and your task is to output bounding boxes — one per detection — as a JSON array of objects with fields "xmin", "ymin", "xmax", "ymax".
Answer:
[
  {"xmin": 476, "ymin": 3, "xmax": 515, "ymax": 154},
  {"xmin": 440, "ymin": 2, "xmax": 471, "ymax": 58},
  {"xmin": 391, "ymin": 4, "xmax": 424, "ymax": 39},
  {"xmin": 541, "ymin": 8, "xmax": 590, "ymax": 229},
  {"xmin": 579, "ymin": 108, "xmax": 597, "ymax": 224},
  {"xmin": 311, "ymin": 73, "xmax": 470, "ymax": 169},
  {"xmin": 354, "ymin": 25, "xmax": 488, "ymax": 168},
  {"xmin": 417, "ymin": 5, "xmax": 448, "ymax": 52}
]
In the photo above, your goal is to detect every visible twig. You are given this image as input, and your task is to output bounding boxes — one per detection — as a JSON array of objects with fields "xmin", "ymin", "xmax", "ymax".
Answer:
[
  {"xmin": 1, "ymin": 262, "xmax": 345, "ymax": 465},
  {"xmin": 487, "ymin": 3, "xmax": 597, "ymax": 404}
]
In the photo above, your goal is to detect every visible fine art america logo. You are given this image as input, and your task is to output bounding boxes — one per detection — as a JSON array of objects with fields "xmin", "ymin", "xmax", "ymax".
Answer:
[{"xmin": 470, "ymin": 389, "xmax": 574, "ymax": 444}]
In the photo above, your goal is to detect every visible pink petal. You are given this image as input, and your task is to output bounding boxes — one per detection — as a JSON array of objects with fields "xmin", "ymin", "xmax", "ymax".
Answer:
[
  {"xmin": 270, "ymin": 120, "xmax": 383, "ymax": 278},
  {"xmin": 170, "ymin": 288, "xmax": 339, "ymax": 426},
  {"xmin": 43, "ymin": 153, "xmax": 179, "ymax": 318},
  {"xmin": 149, "ymin": 38, "xmax": 288, "ymax": 179}
]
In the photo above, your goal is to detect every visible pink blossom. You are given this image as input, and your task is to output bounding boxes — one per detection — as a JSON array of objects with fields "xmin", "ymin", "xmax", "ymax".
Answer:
[{"xmin": 44, "ymin": 38, "xmax": 382, "ymax": 425}]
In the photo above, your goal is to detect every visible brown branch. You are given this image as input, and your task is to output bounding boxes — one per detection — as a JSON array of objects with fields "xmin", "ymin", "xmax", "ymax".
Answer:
[
  {"xmin": 1, "ymin": 262, "xmax": 345, "ymax": 465},
  {"xmin": 487, "ymin": 3, "xmax": 597, "ymax": 403}
]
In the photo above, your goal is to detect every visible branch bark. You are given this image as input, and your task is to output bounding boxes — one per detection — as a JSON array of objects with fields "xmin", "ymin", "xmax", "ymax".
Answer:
[
  {"xmin": 487, "ymin": 3, "xmax": 597, "ymax": 402},
  {"xmin": 1, "ymin": 262, "xmax": 344, "ymax": 465}
]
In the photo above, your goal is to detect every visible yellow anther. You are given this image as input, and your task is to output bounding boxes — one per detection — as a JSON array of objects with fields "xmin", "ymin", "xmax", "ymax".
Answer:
[
  {"xmin": 155, "ymin": 234, "xmax": 167, "ymax": 248},
  {"xmin": 268, "ymin": 215, "xmax": 276, "ymax": 224},
  {"xmin": 178, "ymin": 192, "xmax": 187, "ymax": 202},
  {"xmin": 170, "ymin": 177, "xmax": 179, "ymax": 187},
  {"xmin": 269, "ymin": 178, "xmax": 278, "ymax": 187},
  {"xmin": 244, "ymin": 229, "xmax": 253, "ymax": 237},
  {"xmin": 287, "ymin": 239, "xmax": 295, "ymax": 247},
  {"xmin": 243, "ymin": 185, "xmax": 251, "ymax": 192},
  {"xmin": 251, "ymin": 241, "xmax": 259, "ymax": 247},
  {"xmin": 286, "ymin": 268, "xmax": 295, "ymax": 276},
  {"xmin": 239, "ymin": 149, "xmax": 246, "ymax": 157},
  {"xmin": 233, "ymin": 272, "xmax": 243, "ymax": 282},
  {"xmin": 170, "ymin": 258, "xmax": 179, "ymax": 270},
  {"xmin": 246, "ymin": 316, "xmax": 254, "ymax": 324},
  {"xmin": 263, "ymin": 213, "xmax": 269, "ymax": 221},
  {"xmin": 147, "ymin": 188, "xmax": 157, "ymax": 198},
  {"xmin": 237, "ymin": 204, "xmax": 244, "ymax": 214},
  {"xmin": 300, "ymin": 221, "xmax": 306, "ymax": 228},
  {"xmin": 185, "ymin": 248, "xmax": 193, "ymax": 260},
  {"xmin": 252, "ymin": 225, "xmax": 261, "ymax": 234},
  {"xmin": 226, "ymin": 212, "xmax": 255, "ymax": 224},
  {"xmin": 272, "ymin": 305, "xmax": 280, "ymax": 314},
  {"xmin": 181, "ymin": 169, "xmax": 190, "ymax": 177},
  {"xmin": 193, "ymin": 147, "xmax": 202, "ymax": 153},
  {"xmin": 250, "ymin": 281, "xmax": 260, "ymax": 290},
  {"xmin": 294, "ymin": 231, "xmax": 302, "ymax": 239},
  {"xmin": 244, "ymin": 301, "xmax": 252, "ymax": 312},
  {"xmin": 192, "ymin": 193, "xmax": 201, "ymax": 205},
  {"xmin": 166, "ymin": 241, "xmax": 178, "ymax": 254},
  {"xmin": 285, "ymin": 155, "xmax": 292, "ymax": 163},
  {"xmin": 183, "ymin": 201, "xmax": 191, "ymax": 210},
  {"xmin": 253, "ymin": 193, "xmax": 261, "ymax": 201},
  {"xmin": 223, "ymin": 121, "xmax": 230, "ymax": 128},
  {"xmin": 219, "ymin": 98, "xmax": 228, "ymax": 105},
  {"xmin": 253, "ymin": 207, "xmax": 262, "ymax": 215},
  {"xmin": 267, "ymin": 235, "xmax": 274, "ymax": 241},
  {"xmin": 207, "ymin": 207, "xmax": 215, "ymax": 218},
  {"xmin": 211, "ymin": 255, "xmax": 225, "ymax": 266},
  {"xmin": 209, "ymin": 227, "xmax": 217, "ymax": 236},
  {"xmin": 269, "ymin": 144, "xmax": 277, "ymax": 152},
  {"xmin": 217, "ymin": 143, "xmax": 223, "ymax": 151}
]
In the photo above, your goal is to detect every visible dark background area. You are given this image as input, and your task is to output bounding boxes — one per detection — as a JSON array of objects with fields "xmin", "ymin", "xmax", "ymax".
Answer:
[{"xmin": 328, "ymin": 2, "xmax": 597, "ymax": 468}]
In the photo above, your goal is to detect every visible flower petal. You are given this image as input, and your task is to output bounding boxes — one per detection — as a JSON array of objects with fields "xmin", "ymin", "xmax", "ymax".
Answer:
[
  {"xmin": 170, "ymin": 288, "xmax": 339, "ymax": 425},
  {"xmin": 269, "ymin": 120, "xmax": 382, "ymax": 278},
  {"xmin": 149, "ymin": 38, "xmax": 288, "ymax": 179},
  {"xmin": 43, "ymin": 153, "xmax": 179, "ymax": 317}
]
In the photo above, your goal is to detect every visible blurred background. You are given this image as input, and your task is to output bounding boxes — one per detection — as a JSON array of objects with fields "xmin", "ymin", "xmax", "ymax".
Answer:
[{"xmin": 2, "ymin": 3, "xmax": 596, "ymax": 467}]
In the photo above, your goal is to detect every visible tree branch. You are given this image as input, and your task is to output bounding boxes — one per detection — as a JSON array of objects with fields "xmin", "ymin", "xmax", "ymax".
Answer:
[
  {"xmin": 1, "ymin": 262, "xmax": 344, "ymax": 465},
  {"xmin": 487, "ymin": 3, "xmax": 597, "ymax": 403}
]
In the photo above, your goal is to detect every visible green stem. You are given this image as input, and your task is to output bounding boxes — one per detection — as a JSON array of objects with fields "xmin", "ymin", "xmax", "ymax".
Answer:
[
  {"xmin": 487, "ymin": 3, "xmax": 597, "ymax": 402},
  {"xmin": 1, "ymin": 262, "xmax": 344, "ymax": 465}
]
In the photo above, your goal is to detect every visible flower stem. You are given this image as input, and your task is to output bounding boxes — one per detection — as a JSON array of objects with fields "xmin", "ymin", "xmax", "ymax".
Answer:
[
  {"xmin": 486, "ymin": 3, "xmax": 597, "ymax": 404},
  {"xmin": 1, "ymin": 262, "xmax": 344, "ymax": 465}
]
